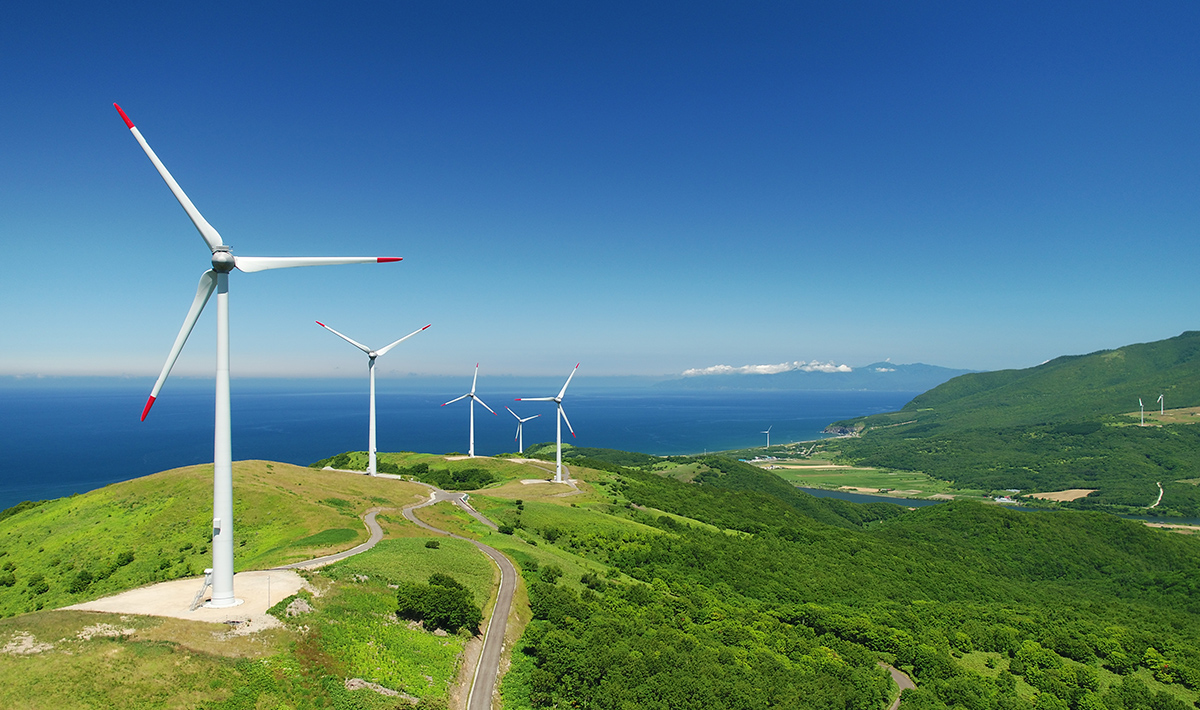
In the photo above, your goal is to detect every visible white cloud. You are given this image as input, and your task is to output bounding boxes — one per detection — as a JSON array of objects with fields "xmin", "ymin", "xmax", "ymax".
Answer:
[
  {"xmin": 874, "ymin": 367, "xmax": 896, "ymax": 372},
  {"xmin": 682, "ymin": 360, "xmax": 853, "ymax": 377}
]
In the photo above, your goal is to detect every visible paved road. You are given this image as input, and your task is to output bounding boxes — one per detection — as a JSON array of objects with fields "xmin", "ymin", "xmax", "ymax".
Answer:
[
  {"xmin": 881, "ymin": 663, "xmax": 916, "ymax": 710},
  {"xmin": 404, "ymin": 489, "xmax": 517, "ymax": 710},
  {"xmin": 274, "ymin": 508, "xmax": 384, "ymax": 570}
]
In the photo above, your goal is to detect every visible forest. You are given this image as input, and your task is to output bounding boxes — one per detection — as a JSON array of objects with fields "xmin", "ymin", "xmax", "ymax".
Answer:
[{"xmin": 504, "ymin": 448, "xmax": 1200, "ymax": 709}]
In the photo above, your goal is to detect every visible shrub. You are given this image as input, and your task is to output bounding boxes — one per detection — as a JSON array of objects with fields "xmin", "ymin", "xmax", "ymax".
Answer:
[
  {"xmin": 424, "ymin": 539, "xmax": 441, "ymax": 549},
  {"xmin": 395, "ymin": 574, "xmax": 482, "ymax": 634}
]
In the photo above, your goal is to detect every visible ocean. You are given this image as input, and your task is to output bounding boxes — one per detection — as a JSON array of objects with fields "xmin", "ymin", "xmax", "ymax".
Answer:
[{"xmin": 0, "ymin": 379, "xmax": 915, "ymax": 510}]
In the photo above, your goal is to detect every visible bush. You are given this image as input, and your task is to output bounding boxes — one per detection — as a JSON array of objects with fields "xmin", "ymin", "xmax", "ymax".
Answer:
[
  {"xmin": 497, "ymin": 524, "xmax": 515, "ymax": 535},
  {"xmin": 396, "ymin": 574, "xmax": 483, "ymax": 633},
  {"xmin": 424, "ymin": 540, "xmax": 440, "ymax": 549}
]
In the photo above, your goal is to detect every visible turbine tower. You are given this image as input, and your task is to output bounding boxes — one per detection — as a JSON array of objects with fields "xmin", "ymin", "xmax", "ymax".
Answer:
[
  {"xmin": 1158, "ymin": 393, "xmax": 1164, "ymax": 415},
  {"xmin": 315, "ymin": 321, "xmax": 430, "ymax": 475},
  {"xmin": 517, "ymin": 364, "xmax": 579, "ymax": 483},
  {"xmin": 1139, "ymin": 398, "xmax": 1144, "ymax": 426},
  {"xmin": 762, "ymin": 426, "xmax": 772, "ymax": 449},
  {"xmin": 442, "ymin": 365, "xmax": 497, "ymax": 457},
  {"xmin": 118, "ymin": 104, "xmax": 401, "ymax": 608},
  {"xmin": 506, "ymin": 407, "xmax": 541, "ymax": 454}
]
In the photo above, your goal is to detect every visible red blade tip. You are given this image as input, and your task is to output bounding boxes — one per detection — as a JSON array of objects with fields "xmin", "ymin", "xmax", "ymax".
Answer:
[
  {"xmin": 377, "ymin": 257, "xmax": 402, "ymax": 263},
  {"xmin": 422, "ymin": 324, "xmax": 431, "ymax": 330},
  {"xmin": 140, "ymin": 395, "xmax": 156, "ymax": 421},
  {"xmin": 114, "ymin": 103, "xmax": 134, "ymax": 129},
  {"xmin": 315, "ymin": 321, "xmax": 325, "ymax": 327}
]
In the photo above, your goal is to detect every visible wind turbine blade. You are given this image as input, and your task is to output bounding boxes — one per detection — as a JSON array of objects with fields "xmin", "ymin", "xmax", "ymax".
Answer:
[
  {"xmin": 557, "ymin": 363, "xmax": 580, "ymax": 400},
  {"xmin": 471, "ymin": 364, "xmax": 479, "ymax": 394},
  {"xmin": 524, "ymin": 414, "xmax": 542, "ymax": 423},
  {"xmin": 114, "ymin": 104, "xmax": 225, "ymax": 252},
  {"xmin": 475, "ymin": 396, "xmax": 498, "ymax": 416},
  {"xmin": 506, "ymin": 406, "xmax": 520, "ymax": 420},
  {"xmin": 516, "ymin": 397, "xmax": 555, "ymax": 402},
  {"xmin": 442, "ymin": 394, "xmax": 469, "ymax": 407},
  {"xmin": 315, "ymin": 321, "xmax": 372, "ymax": 354},
  {"xmin": 375, "ymin": 324, "xmax": 431, "ymax": 356},
  {"xmin": 234, "ymin": 256, "xmax": 401, "ymax": 273},
  {"xmin": 560, "ymin": 405, "xmax": 576, "ymax": 437},
  {"xmin": 143, "ymin": 270, "xmax": 217, "ymax": 420}
]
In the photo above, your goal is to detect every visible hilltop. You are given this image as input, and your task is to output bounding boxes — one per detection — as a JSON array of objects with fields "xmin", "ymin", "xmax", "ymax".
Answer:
[{"xmin": 825, "ymin": 331, "xmax": 1200, "ymax": 515}]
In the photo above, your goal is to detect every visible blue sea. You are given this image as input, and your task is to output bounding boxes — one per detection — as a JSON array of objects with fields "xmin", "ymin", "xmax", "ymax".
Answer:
[{"xmin": 0, "ymin": 378, "xmax": 915, "ymax": 510}]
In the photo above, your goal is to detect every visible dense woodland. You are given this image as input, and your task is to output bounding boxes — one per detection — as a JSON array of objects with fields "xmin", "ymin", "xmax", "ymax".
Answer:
[{"xmin": 509, "ymin": 448, "xmax": 1200, "ymax": 709}]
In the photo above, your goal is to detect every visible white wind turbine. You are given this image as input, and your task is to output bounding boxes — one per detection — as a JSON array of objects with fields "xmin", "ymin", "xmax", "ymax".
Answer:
[
  {"xmin": 506, "ymin": 407, "xmax": 541, "ymax": 454},
  {"xmin": 516, "ymin": 364, "xmax": 579, "ymax": 483},
  {"xmin": 1158, "ymin": 393, "xmax": 1164, "ymax": 414},
  {"xmin": 1139, "ymin": 398, "xmax": 1145, "ymax": 426},
  {"xmin": 315, "ymin": 321, "xmax": 430, "ymax": 475},
  {"xmin": 442, "ymin": 365, "xmax": 497, "ymax": 457},
  {"xmin": 761, "ymin": 426, "xmax": 772, "ymax": 449},
  {"xmin": 118, "ymin": 104, "xmax": 401, "ymax": 609}
]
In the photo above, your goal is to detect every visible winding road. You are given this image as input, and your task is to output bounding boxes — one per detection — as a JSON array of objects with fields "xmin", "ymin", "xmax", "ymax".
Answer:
[
  {"xmin": 402, "ymin": 487, "xmax": 517, "ymax": 710},
  {"xmin": 274, "ymin": 508, "xmax": 385, "ymax": 570}
]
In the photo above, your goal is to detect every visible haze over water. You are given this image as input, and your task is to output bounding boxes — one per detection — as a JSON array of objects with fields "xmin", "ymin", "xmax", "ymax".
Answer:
[{"xmin": 0, "ymin": 379, "xmax": 914, "ymax": 510}]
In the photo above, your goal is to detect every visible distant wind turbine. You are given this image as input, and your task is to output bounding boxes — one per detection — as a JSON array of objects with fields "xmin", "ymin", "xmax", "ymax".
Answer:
[
  {"xmin": 1158, "ymin": 393, "xmax": 1164, "ymax": 415},
  {"xmin": 506, "ymin": 407, "xmax": 541, "ymax": 454},
  {"xmin": 1139, "ymin": 398, "xmax": 1144, "ymax": 426},
  {"xmin": 762, "ymin": 426, "xmax": 772, "ymax": 449},
  {"xmin": 117, "ymin": 103, "xmax": 401, "ymax": 608},
  {"xmin": 442, "ymin": 365, "xmax": 497, "ymax": 457},
  {"xmin": 517, "ymin": 364, "xmax": 579, "ymax": 483},
  {"xmin": 316, "ymin": 321, "xmax": 430, "ymax": 475}
]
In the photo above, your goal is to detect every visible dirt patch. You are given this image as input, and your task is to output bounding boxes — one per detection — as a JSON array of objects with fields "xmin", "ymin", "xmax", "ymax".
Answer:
[
  {"xmin": 2, "ymin": 631, "xmax": 53, "ymax": 655},
  {"xmin": 838, "ymin": 486, "xmax": 882, "ymax": 493},
  {"xmin": 1028, "ymin": 489, "xmax": 1097, "ymax": 502},
  {"xmin": 929, "ymin": 494, "xmax": 956, "ymax": 500},
  {"xmin": 76, "ymin": 623, "xmax": 136, "ymax": 641},
  {"xmin": 1144, "ymin": 522, "xmax": 1200, "ymax": 534}
]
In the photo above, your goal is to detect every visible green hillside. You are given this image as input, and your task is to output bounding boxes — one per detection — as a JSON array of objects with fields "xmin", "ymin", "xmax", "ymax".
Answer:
[
  {"xmin": 0, "ymin": 461, "xmax": 428, "ymax": 617},
  {"xmin": 825, "ymin": 332, "xmax": 1200, "ymax": 515}
]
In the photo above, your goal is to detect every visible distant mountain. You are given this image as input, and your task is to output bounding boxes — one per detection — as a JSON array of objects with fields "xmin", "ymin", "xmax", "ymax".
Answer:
[
  {"xmin": 656, "ymin": 361, "xmax": 974, "ymax": 392},
  {"xmin": 841, "ymin": 331, "xmax": 1200, "ymax": 431},
  {"xmin": 825, "ymin": 331, "xmax": 1200, "ymax": 515}
]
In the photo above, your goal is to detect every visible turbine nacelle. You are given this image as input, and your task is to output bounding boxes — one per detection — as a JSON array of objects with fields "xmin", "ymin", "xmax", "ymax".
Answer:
[{"xmin": 211, "ymin": 246, "xmax": 236, "ymax": 272}]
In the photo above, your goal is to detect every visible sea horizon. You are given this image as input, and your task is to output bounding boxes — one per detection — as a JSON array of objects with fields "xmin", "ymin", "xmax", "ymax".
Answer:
[{"xmin": 0, "ymin": 378, "xmax": 916, "ymax": 510}]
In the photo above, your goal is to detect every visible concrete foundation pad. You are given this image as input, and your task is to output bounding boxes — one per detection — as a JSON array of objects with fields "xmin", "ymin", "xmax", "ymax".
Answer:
[{"xmin": 63, "ymin": 570, "xmax": 307, "ymax": 631}]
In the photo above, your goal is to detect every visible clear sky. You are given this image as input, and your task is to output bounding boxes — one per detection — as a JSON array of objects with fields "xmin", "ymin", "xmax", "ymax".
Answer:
[{"xmin": 3, "ymin": 2, "xmax": 1197, "ymax": 380}]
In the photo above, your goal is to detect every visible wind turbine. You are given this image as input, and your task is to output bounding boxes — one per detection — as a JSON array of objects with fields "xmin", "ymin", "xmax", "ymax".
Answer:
[
  {"xmin": 442, "ymin": 365, "xmax": 497, "ymax": 457},
  {"xmin": 1158, "ymin": 394, "xmax": 1164, "ymax": 415},
  {"xmin": 506, "ymin": 407, "xmax": 541, "ymax": 454},
  {"xmin": 1139, "ymin": 398, "xmax": 1144, "ymax": 426},
  {"xmin": 762, "ymin": 426, "xmax": 772, "ymax": 449},
  {"xmin": 315, "ymin": 321, "xmax": 430, "ymax": 475},
  {"xmin": 516, "ymin": 364, "xmax": 579, "ymax": 483},
  {"xmin": 118, "ymin": 104, "xmax": 401, "ymax": 609}
]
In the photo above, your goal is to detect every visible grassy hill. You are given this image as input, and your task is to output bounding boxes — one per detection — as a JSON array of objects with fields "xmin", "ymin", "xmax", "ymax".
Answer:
[
  {"xmin": 824, "ymin": 331, "xmax": 1200, "ymax": 515},
  {"xmin": 0, "ymin": 461, "xmax": 436, "ymax": 617}
]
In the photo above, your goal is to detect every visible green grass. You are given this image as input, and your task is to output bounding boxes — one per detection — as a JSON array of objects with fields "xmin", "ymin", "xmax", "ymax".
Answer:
[
  {"xmin": 0, "ymin": 460, "xmax": 428, "ymax": 618},
  {"xmin": 325, "ymin": 537, "xmax": 496, "ymax": 612}
]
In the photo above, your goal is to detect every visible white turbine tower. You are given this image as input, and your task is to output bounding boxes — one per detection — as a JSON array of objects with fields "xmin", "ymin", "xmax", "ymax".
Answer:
[
  {"xmin": 1139, "ymin": 398, "xmax": 1144, "ymax": 426},
  {"xmin": 762, "ymin": 426, "xmax": 772, "ymax": 449},
  {"xmin": 315, "ymin": 321, "xmax": 430, "ymax": 475},
  {"xmin": 442, "ymin": 365, "xmax": 497, "ymax": 457},
  {"xmin": 1158, "ymin": 393, "xmax": 1164, "ymax": 414},
  {"xmin": 118, "ymin": 104, "xmax": 401, "ymax": 608},
  {"xmin": 516, "ymin": 364, "xmax": 579, "ymax": 483},
  {"xmin": 506, "ymin": 407, "xmax": 541, "ymax": 454}
]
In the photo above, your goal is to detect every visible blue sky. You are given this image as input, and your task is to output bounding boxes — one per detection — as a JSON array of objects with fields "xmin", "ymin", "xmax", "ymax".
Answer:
[{"xmin": 3, "ymin": 2, "xmax": 1198, "ymax": 380}]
